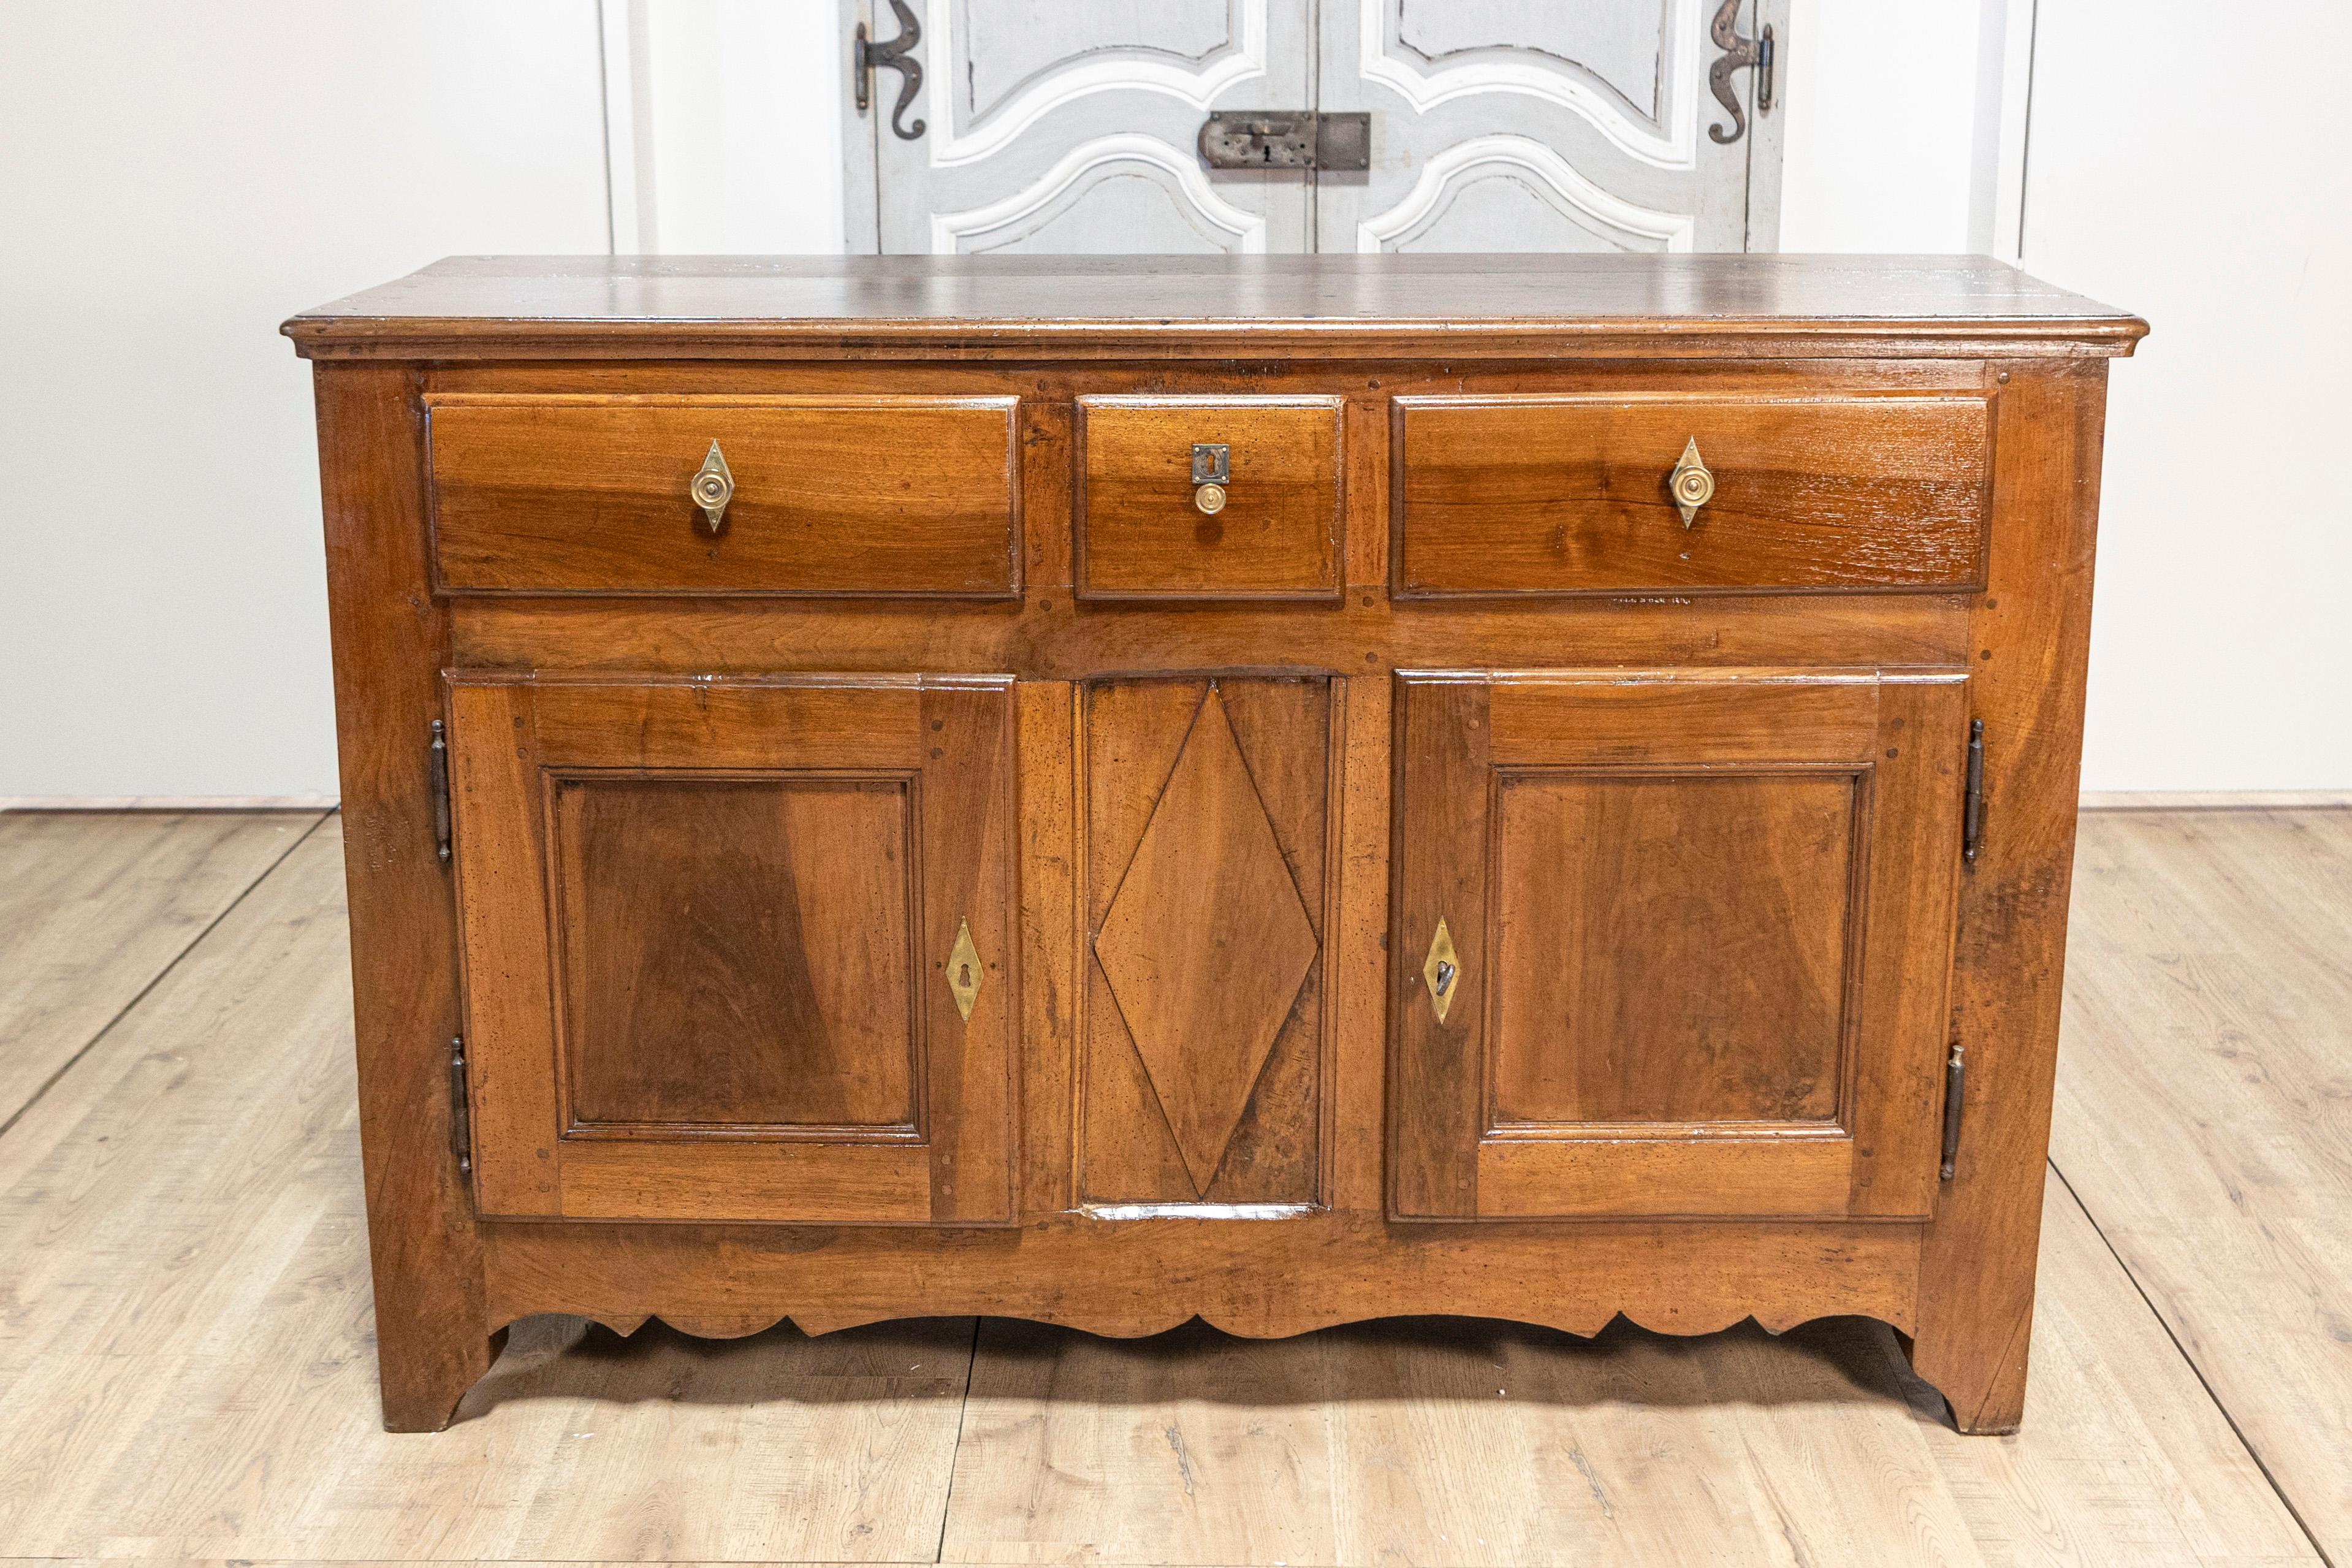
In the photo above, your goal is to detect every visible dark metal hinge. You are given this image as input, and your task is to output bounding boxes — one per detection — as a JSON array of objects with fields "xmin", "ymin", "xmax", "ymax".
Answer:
[
  {"xmin": 1939, "ymin": 1039, "xmax": 1966, "ymax": 1181},
  {"xmin": 1707, "ymin": 0, "xmax": 1776, "ymax": 145},
  {"xmin": 449, "ymin": 1035, "xmax": 473, "ymax": 1184},
  {"xmin": 1962, "ymin": 719, "xmax": 1986, "ymax": 865},
  {"xmin": 853, "ymin": 0, "xmax": 926, "ymax": 141},
  {"xmin": 428, "ymin": 718, "xmax": 452, "ymax": 866}
]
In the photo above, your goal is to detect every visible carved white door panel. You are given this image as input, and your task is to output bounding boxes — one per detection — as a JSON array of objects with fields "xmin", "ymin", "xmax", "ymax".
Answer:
[
  {"xmin": 845, "ymin": 0, "xmax": 1784, "ymax": 254},
  {"xmin": 855, "ymin": 0, "xmax": 1314, "ymax": 254},
  {"xmin": 1322, "ymin": 0, "xmax": 1784, "ymax": 253}
]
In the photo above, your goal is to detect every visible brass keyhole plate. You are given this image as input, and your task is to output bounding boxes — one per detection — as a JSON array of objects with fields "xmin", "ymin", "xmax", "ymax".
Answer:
[
  {"xmin": 1421, "ymin": 918, "xmax": 1460, "ymax": 1024},
  {"xmin": 691, "ymin": 440, "xmax": 735, "ymax": 533},
  {"xmin": 1669, "ymin": 436, "xmax": 1714, "ymax": 527},
  {"xmin": 946, "ymin": 917, "xmax": 983, "ymax": 1021}
]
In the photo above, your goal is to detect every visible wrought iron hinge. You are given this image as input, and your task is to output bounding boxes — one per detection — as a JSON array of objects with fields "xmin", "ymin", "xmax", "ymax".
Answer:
[
  {"xmin": 428, "ymin": 718, "xmax": 452, "ymax": 866},
  {"xmin": 1198, "ymin": 111, "xmax": 1371, "ymax": 170},
  {"xmin": 1962, "ymin": 718, "xmax": 1986, "ymax": 865},
  {"xmin": 853, "ymin": 0, "xmax": 926, "ymax": 141},
  {"xmin": 1707, "ymin": 0, "xmax": 1776, "ymax": 145},
  {"xmin": 448, "ymin": 1035, "xmax": 473, "ymax": 1185},
  {"xmin": 1939, "ymin": 1038, "xmax": 1966, "ymax": 1181}
]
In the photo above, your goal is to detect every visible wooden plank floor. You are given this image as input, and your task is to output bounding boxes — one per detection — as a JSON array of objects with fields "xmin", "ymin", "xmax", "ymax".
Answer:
[
  {"xmin": 0, "ymin": 807, "xmax": 2340, "ymax": 1567},
  {"xmin": 0, "ymin": 809, "xmax": 321, "ymax": 1125}
]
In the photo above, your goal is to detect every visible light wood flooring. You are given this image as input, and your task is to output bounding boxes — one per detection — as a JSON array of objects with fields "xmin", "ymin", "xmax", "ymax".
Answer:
[{"xmin": 0, "ymin": 805, "xmax": 2343, "ymax": 1568}]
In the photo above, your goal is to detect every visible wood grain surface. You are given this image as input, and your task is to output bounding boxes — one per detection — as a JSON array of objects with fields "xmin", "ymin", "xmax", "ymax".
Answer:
[
  {"xmin": 0, "ymin": 809, "xmax": 318, "ymax": 1123},
  {"xmin": 427, "ymin": 395, "xmax": 1019, "ymax": 597},
  {"xmin": 1907, "ymin": 362, "xmax": 2110, "ymax": 1434},
  {"xmin": 1489, "ymin": 771, "xmax": 1856, "ymax": 1124},
  {"xmin": 1080, "ymin": 677, "xmax": 1334, "ymax": 1206},
  {"xmin": 2055, "ymin": 805, "xmax": 2352, "ymax": 1562},
  {"xmin": 1390, "ymin": 670, "xmax": 1963, "ymax": 1224},
  {"xmin": 445, "ymin": 675, "xmax": 1018, "ymax": 1227},
  {"xmin": 1393, "ymin": 391, "xmax": 1990, "ymax": 595},
  {"xmin": 283, "ymin": 254, "xmax": 2147, "ymax": 362},
  {"xmin": 555, "ymin": 776, "xmax": 921, "ymax": 1132},
  {"xmin": 287, "ymin": 264, "xmax": 2135, "ymax": 1441},
  {"xmin": 1075, "ymin": 397, "xmax": 1342, "ymax": 600},
  {"xmin": 0, "ymin": 809, "xmax": 2333, "ymax": 1565},
  {"xmin": 311, "ymin": 362, "xmax": 491, "ymax": 1431}
]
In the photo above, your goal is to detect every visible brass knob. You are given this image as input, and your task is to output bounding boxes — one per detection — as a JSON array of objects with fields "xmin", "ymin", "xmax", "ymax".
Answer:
[
  {"xmin": 1194, "ymin": 482, "xmax": 1228, "ymax": 516},
  {"xmin": 691, "ymin": 440, "xmax": 734, "ymax": 533},
  {"xmin": 1668, "ymin": 437, "xmax": 1714, "ymax": 528}
]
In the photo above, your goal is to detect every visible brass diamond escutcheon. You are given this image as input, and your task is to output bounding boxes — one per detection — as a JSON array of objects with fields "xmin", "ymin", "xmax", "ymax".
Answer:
[
  {"xmin": 946, "ymin": 917, "xmax": 983, "ymax": 1022},
  {"xmin": 1422, "ymin": 918, "xmax": 1460, "ymax": 1024},
  {"xmin": 1095, "ymin": 686, "xmax": 1319, "ymax": 1195}
]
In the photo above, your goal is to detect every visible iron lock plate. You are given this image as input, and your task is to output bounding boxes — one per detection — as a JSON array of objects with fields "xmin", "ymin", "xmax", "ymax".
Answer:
[{"xmin": 1197, "ymin": 111, "xmax": 1370, "ymax": 171}]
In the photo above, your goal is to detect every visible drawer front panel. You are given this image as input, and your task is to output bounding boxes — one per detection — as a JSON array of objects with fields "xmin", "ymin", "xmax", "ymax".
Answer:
[
  {"xmin": 1393, "ymin": 392, "xmax": 1991, "ymax": 596},
  {"xmin": 1076, "ymin": 396, "xmax": 1344, "ymax": 600},
  {"xmin": 427, "ymin": 395, "xmax": 1019, "ymax": 596}
]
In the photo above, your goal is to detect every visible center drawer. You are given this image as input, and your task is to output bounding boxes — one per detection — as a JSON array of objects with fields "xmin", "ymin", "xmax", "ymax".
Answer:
[
  {"xmin": 425, "ymin": 395, "xmax": 1020, "ymax": 597},
  {"xmin": 1075, "ymin": 395, "xmax": 1345, "ymax": 600},
  {"xmin": 1392, "ymin": 390, "xmax": 1993, "ymax": 597}
]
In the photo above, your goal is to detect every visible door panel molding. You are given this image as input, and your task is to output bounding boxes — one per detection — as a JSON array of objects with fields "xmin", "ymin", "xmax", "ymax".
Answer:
[
  {"xmin": 1357, "ymin": 133, "xmax": 1695, "ymax": 253},
  {"xmin": 929, "ymin": 0, "xmax": 1270, "ymax": 168},
  {"xmin": 932, "ymin": 132, "xmax": 1269, "ymax": 253},
  {"xmin": 1356, "ymin": 0, "xmax": 1700, "ymax": 170}
]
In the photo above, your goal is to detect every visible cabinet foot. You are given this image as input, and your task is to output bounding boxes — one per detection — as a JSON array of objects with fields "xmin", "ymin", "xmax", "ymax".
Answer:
[
  {"xmin": 377, "ymin": 1321, "xmax": 503, "ymax": 1433},
  {"xmin": 1901, "ymin": 1309, "xmax": 2031, "ymax": 1435}
]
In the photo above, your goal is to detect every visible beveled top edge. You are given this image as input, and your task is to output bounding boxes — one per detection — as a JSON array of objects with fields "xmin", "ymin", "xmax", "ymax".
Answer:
[{"xmin": 283, "ymin": 254, "xmax": 2148, "ymax": 361}]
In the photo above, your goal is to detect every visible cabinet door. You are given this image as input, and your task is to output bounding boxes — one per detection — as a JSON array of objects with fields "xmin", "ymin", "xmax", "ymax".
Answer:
[
  {"xmin": 445, "ymin": 674, "xmax": 1016, "ymax": 1225},
  {"xmin": 1391, "ymin": 669, "xmax": 1966, "ymax": 1222}
]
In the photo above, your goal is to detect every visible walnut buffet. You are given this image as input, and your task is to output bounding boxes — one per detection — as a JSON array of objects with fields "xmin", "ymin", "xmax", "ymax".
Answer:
[{"xmin": 284, "ymin": 255, "xmax": 2144, "ymax": 1434}]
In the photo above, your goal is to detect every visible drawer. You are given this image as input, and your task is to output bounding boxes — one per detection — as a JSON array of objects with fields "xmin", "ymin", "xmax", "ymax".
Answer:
[
  {"xmin": 1075, "ymin": 396, "xmax": 1344, "ymax": 600},
  {"xmin": 1392, "ymin": 392, "xmax": 1992, "ymax": 596},
  {"xmin": 426, "ymin": 395, "xmax": 1019, "ymax": 596}
]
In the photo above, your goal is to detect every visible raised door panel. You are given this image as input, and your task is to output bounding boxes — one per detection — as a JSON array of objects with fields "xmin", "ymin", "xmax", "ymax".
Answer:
[
  {"xmin": 445, "ymin": 674, "xmax": 1016, "ymax": 1225},
  {"xmin": 1391, "ymin": 669, "xmax": 1966, "ymax": 1222},
  {"xmin": 554, "ymin": 777, "xmax": 920, "ymax": 1132},
  {"xmin": 1078, "ymin": 676, "xmax": 1339, "ymax": 1210},
  {"xmin": 1490, "ymin": 771, "xmax": 1854, "ymax": 1125}
]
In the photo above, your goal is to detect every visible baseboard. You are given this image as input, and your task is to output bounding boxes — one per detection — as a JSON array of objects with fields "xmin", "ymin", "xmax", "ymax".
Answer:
[
  {"xmin": 2079, "ymin": 790, "xmax": 2352, "ymax": 811},
  {"xmin": 0, "ymin": 795, "xmax": 340, "ymax": 812}
]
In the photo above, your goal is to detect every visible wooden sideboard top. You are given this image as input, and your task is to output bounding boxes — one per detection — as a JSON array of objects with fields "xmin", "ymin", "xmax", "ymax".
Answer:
[{"xmin": 283, "ymin": 254, "xmax": 2145, "ymax": 363}]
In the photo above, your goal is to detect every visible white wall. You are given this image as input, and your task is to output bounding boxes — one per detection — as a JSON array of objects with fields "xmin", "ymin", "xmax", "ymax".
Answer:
[
  {"xmin": 0, "ymin": 1, "xmax": 612, "ymax": 799},
  {"xmin": 1779, "ymin": 0, "xmax": 2350, "ymax": 790},
  {"xmin": 607, "ymin": 0, "xmax": 846, "ymax": 254},
  {"xmin": 6, "ymin": 2, "xmax": 2342, "ymax": 796},
  {"xmin": 2022, "ymin": 1, "xmax": 2352, "ymax": 791},
  {"xmin": 1779, "ymin": 1, "xmax": 1994, "ymax": 253}
]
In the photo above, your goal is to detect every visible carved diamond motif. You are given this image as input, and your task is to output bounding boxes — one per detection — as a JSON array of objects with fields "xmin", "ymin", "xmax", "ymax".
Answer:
[{"xmin": 1095, "ymin": 686, "xmax": 1319, "ymax": 1195}]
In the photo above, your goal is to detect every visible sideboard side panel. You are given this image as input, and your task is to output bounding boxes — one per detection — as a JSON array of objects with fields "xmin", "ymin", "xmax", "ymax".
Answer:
[
  {"xmin": 313, "ymin": 363, "xmax": 491, "ymax": 1431},
  {"xmin": 1909, "ymin": 360, "xmax": 2110, "ymax": 1434}
]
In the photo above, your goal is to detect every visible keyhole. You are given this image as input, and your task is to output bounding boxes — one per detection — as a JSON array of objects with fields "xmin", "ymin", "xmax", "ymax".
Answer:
[
  {"xmin": 1433, "ymin": 960, "xmax": 1455, "ymax": 995},
  {"xmin": 958, "ymin": 963, "xmax": 972, "ymax": 990}
]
